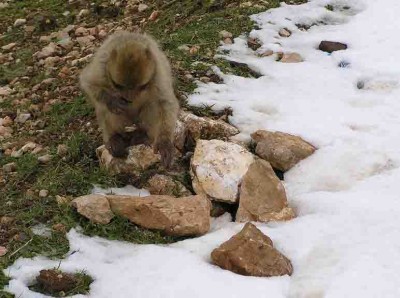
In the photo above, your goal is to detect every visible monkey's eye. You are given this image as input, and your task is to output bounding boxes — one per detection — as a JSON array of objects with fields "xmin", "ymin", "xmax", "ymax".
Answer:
[{"xmin": 111, "ymin": 78, "xmax": 124, "ymax": 90}]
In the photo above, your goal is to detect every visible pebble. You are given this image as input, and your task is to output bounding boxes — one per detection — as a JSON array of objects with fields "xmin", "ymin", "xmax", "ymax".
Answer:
[
  {"xmin": 279, "ymin": 28, "xmax": 291, "ymax": 37},
  {"xmin": 39, "ymin": 189, "xmax": 49, "ymax": 198},
  {"xmin": 138, "ymin": 4, "xmax": 149, "ymax": 12},
  {"xmin": 219, "ymin": 30, "xmax": 233, "ymax": 39},
  {"xmin": 148, "ymin": 10, "xmax": 159, "ymax": 21},
  {"xmin": 57, "ymin": 144, "xmax": 68, "ymax": 156},
  {"xmin": 3, "ymin": 162, "xmax": 16, "ymax": 173},
  {"xmin": 38, "ymin": 154, "xmax": 52, "ymax": 164},
  {"xmin": 1, "ymin": 43, "xmax": 17, "ymax": 51},
  {"xmin": 15, "ymin": 113, "xmax": 31, "ymax": 124},
  {"xmin": 0, "ymin": 246, "xmax": 7, "ymax": 257},
  {"xmin": 14, "ymin": 18, "xmax": 27, "ymax": 27}
]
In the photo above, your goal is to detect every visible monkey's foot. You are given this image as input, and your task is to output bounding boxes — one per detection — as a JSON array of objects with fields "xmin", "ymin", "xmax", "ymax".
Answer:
[{"xmin": 106, "ymin": 134, "xmax": 129, "ymax": 157}]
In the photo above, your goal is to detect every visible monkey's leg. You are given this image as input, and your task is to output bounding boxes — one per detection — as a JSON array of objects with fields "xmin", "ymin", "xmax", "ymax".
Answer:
[
  {"xmin": 127, "ymin": 127, "xmax": 150, "ymax": 146},
  {"xmin": 139, "ymin": 99, "xmax": 178, "ymax": 167}
]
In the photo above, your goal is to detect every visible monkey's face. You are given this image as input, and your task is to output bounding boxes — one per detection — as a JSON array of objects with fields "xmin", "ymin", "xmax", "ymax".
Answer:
[{"xmin": 106, "ymin": 42, "xmax": 156, "ymax": 101}]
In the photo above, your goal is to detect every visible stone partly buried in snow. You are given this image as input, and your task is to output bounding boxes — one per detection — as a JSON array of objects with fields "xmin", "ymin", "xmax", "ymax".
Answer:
[
  {"xmin": 279, "ymin": 52, "xmax": 303, "ymax": 63},
  {"xmin": 107, "ymin": 194, "xmax": 210, "ymax": 236},
  {"xmin": 96, "ymin": 144, "xmax": 160, "ymax": 175},
  {"xmin": 191, "ymin": 140, "xmax": 254, "ymax": 203},
  {"xmin": 252, "ymin": 130, "xmax": 316, "ymax": 172},
  {"xmin": 236, "ymin": 159, "xmax": 295, "ymax": 222},
  {"xmin": 211, "ymin": 223, "xmax": 293, "ymax": 277},
  {"xmin": 318, "ymin": 40, "xmax": 347, "ymax": 53},
  {"xmin": 71, "ymin": 194, "xmax": 114, "ymax": 224},
  {"xmin": 179, "ymin": 111, "xmax": 239, "ymax": 142},
  {"xmin": 146, "ymin": 174, "xmax": 191, "ymax": 197}
]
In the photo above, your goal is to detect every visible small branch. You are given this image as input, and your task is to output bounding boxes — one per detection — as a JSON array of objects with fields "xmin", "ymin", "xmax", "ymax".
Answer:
[{"xmin": 9, "ymin": 238, "xmax": 33, "ymax": 258}]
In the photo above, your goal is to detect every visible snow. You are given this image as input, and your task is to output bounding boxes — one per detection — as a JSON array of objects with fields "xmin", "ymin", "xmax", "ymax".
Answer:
[{"xmin": 5, "ymin": 0, "xmax": 400, "ymax": 297}]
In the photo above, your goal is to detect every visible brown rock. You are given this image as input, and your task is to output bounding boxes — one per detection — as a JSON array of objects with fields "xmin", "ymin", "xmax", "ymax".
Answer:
[
  {"xmin": 179, "ymin": 111, "xmax": 239, "ymax": 141},
  {"xmin": 0, "ymin": 246, "xmax": 7, "ymax": 257},
  {"xmin": 173, "ymin": 119, "xmax": 188, "ymax": 151},
  {"xmin": 36, "ymin": 270, "xmax": 77, "ymax": 293},
  {"xmin": 247, "ymin": 38, "xmax": 261, "ymax": 50},
  {"xmin": 279, "ymin": 28, "xmax": 291, "ymax": 37},
  {"xmin": 260, "ymin": 49, "xmax": 274, "ymax": 57},
  {"xmin": 146, "ymin": 174, "xmax": 191, "ymax": 197},
  {"xmin": 236, "ymin": 159, "xmax": 295, "ymax": 222},
  {"xmin": 279, "ymin": 52, "xmax": 303, "ymax": 63},
  {"xmin": 71, "ymin": 194, "xmax": 114, "ymax": 224},
  {"xmin": 252, "ymin": 130, "xmax": 316, "ymax": 171},
  {"xmin": 107, "ymin": 194, "xmax": 211, "ymax": 236},
  {"xmin": 319, "ymin": 41, "xmax": 347, "ymax": 53},
  {"xmin": 148, "ymin": 10, "xmax": 160, "ymax": 21},
  {"xmin": 211, "ymin": 223, "xmax": 293, "ymax": 277},
  {"xmin": 3, "ymin": 162, "xmax": 16, "ymax": 173}
]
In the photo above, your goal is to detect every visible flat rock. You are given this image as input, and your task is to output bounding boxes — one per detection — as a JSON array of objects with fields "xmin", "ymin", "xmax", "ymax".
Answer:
[
  {"xmin": 107, "ymin": 194, "xmax": 210, "ymax": 236},
  {"xmin": 279, "ymin": 52, "xmax": 303, "ymax": 63},
  {"xmin": 191, "ymin": 140, "xmax": 254, "ymax": 203},
  {"xmin": 71, "ymin": 194, "xmax": 114, "ymax": 224},
  {"xmin": 236, "ymin": 159, "xmax": 295, "ymax": 222},
  {"xmin": 3, "ymin": 162, "xmax": 16, "ymax": 173},
  {"xmin": 211, "ymin": 223, "xmax": 293, "ymax": 277},
  {"xmin": 179, "ymin": 111, "xmax": 239, "ymax": 142},
  {"xmin": 14, "ymin": 113, "xmax": 31, "ymax": 123},
  {"xmin": 319, "ymin": 40, "xmax": 347, "ymax": 53},
  {"xmin": 146, "ymin": 174, "xmax": 191, "ymax": 197},
  {"xmin": 14, "ymin": 18, "xmax": 26, "ymax": 27},
  {"xmin": 1, "ymin": 43, "xmax": 16, "ymax": 51},
  {"xmin": 252, "ymin": 130, "xmax": 316, "ymax": 172}
]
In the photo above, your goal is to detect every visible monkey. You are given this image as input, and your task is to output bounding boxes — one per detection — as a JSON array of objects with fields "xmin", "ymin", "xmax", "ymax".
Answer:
[{"xmin": 79, "ymin": 31, "xmax": 179, "ymax": 167}]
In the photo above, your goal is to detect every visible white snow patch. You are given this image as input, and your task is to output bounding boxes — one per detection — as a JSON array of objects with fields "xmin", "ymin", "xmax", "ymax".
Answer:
[{"xmin": 91, "ymin": 185, "xmax": 150, "ymax": 197}]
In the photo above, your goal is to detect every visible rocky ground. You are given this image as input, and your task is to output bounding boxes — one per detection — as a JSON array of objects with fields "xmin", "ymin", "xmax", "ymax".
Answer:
[{"xmin": 0, "ymin": 0, "xmax": 309, "ymax": 296}]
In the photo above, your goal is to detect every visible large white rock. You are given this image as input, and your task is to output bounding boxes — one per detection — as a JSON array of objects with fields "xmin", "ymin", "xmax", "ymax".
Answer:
[{"xmin": 191, "ymin": 140, "xmax": 254, "ymax": 203}]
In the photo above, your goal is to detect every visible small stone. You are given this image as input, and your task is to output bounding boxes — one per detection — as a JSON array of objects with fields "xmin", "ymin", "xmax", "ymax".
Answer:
[
  {"xmin": 56, "ymin": 195, "xmax": 70, "ymax": 205},
  {"xmin": 0, "ymin": 246, "xmax": 7, "ymax": 257},
  {"xmin": 236, "ymin": 159, "xmax": 295, "ymax": 222},
  {"xmin": 2, "ymin": 162, "xmax": 16, "ymax": 173},
  {"xmin": 247, "ymin": 38, "xmax": 261, "ymax": 50},
  {"xmin": 108, "ymin": 194, "xmax": 210, "ymax": 236},
  {"xmin": 279, "ymin": 52, "xmax": 303, "ymax": 63},
  {"xmin": 2, "ymin": 43, "xmax": 17, "ymax": 51},
  {"xmin": 1, "ymin": 216, "xmax": 14, "ymax": 225},
  {"xmin": 319, "ymin": 40, "xmax": 347, "ymax": 53},
  {"xmin": 75, "ymin": 27, "xmax": 88, "ymax": 36},
  {"xmin": 178, "ymin": 45, "xmax": 190, "ymax": 52},
  {"xmin": 211, "ymin": 223, "xmax": 293, "ymax": 277},
  {"xmin": 14, "ymin": 18, "xmax": 27, "ymax": 27},
  {"xmin": 14, "ymin": 113, "xmax": 31, "ymax": 124},
  {"xmin": 38, "ymin": 154, "xmax": 52, "ymax": 164},
  {"xmin": 98, "ymin": 29, "xmax": 107, "ymax": 39},
  {"xmin": 223, "ymin": 37, "xmax": 233, "ymax": 44},
  {"xmin": 20, "ymin": 142, "xmax": 37, "ymax": 153},
  {"xmin": 36, "ymin": 270, "xmax": 78, "ymax": 293},
  {"xmin": 278, "ymin": 28, "xmax": 291, "ymax": 37},
  {"xmin": 39, "ymin": 35, "xmax": 52, "ymax": 43},
  {"xmin": 57, "ymin": 144, "xmax": 68, "ymax": 156},
  {"xmin": 219, "ymin": 30, "xmax": 233, "ymax": 39},
  {"xmin": 200, "ymin": 76, "xmax": 211, "ymax": 83},
  {"xmin": 39, "ymin": 189, "xmax": 49, "ymax": 198},
  {"xmin": 260, "ymin": 49, "xmax": 273, "ymax": 57},
  {"xmin": 146, "ymin": 174, "xmax": 191, "ymax": 197},
  {"xmin": 138, "ymin": 3, "xmax": 149, "ymax": 12},
  {"xmin": 78, "ymin": 9, "xmax": 90, "ymax": 18},
  {"xmin": 0, "ymin": 86, "xmax": 12, "ymax": 96},
  {"xmin": 36, "ymin": 43, "xmax": 57, "ymax": 59},
  {"xmin": 191, "ymin": 140, "xmax": 254, "ymax": 203},
  {"xmin": 148, "ymin": 10, "xmax": 159, "ymax": 21},
  {"xmin": 252, "ymin": 130, "xmax": 316, "ymax": 171},
  {"xmin": 72, "ymin": 194, "xmax": 114, "ymax": 224},
  {"xmin": 76, "ymin": 36, "xmax": 95, "ymax": 47},
  {"xmin": 1, "ymin": 116, "xmax": 13, "ymax": 126},
  {"xmin": 52, "ymin": 223, "xmax": 67, "ymax": 233}
]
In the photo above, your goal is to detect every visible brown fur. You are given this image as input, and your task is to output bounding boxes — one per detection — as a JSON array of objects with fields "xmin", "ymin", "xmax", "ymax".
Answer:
[{"xmin": 79, "ymin": 31, "xmax": 179, "ymax": 167}]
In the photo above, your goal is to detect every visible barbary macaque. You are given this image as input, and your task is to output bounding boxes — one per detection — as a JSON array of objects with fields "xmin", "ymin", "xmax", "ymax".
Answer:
[{"xmin": 79, "ymin": 31, "xmax": 179, "ymax": 167}]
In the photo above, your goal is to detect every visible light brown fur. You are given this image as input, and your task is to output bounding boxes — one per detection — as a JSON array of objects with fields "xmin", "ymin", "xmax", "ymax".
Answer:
[{"xmin": 79, "ymin": 31, "xmax": 179, "ymax": 167}]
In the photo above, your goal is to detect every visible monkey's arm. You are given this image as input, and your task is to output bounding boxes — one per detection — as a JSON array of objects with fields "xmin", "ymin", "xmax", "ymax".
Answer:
[{"xmin": 139, "ymin": 97, "xmax": 179, "ymax": 167}]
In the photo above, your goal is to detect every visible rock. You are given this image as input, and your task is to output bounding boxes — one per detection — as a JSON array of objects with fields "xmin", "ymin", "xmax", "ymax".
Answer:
[
  {"xmin": 247, "ymin": 38, "xmax": 261, "ymax": 50},
  {"xmin": 223, "ymin": 37, "xmax": 233, "ymax": 44},
  {"xmin": 36, "ymin": 43, "xmax": 57, "ymax": 59},
  {"xmin": 39, "ymin": 35, "xmax": 52, "ymax": 43},
  {"xmin": 76, "ymin": 36, "xmax": 95, "ymax": 47},
  {"xmin": 174, "ymin": 119, "xmax": 188, "ymax": 151},
  {"xmin": 236, "ymin": 159, "xmax": 295, "ymax": 222},
  {"xmin": 0, "ymin": 86, "xmax": 12, "ymax": 96},
  {"xmin": 39, "ymin": 189, "xmax": 49, "ymax": 198},
  {"xmin": 75, "ymin": 27, "xmax": 88, "ymax": 36},
  {"xmin": 211, "ymin": 223, "xmax": 293, "ymax": 277},
  {"xmin": 146, "ymin": 174, "xmax": 191, "ymax": 197},
  {"xmin": 148, "ymin": 10, "xmax": 159, "ymax": 21},
  {"xmin": 252, "ymin": 130, "xmax": 316, "ymax": 172},
  {"xmin": 97, "ymin": 144, "xmax": 160, "ymax": 175},
  {"xmin": 0, "ymin": 126, "xmax": 12, "ymax": 138},
  {"xmin": 57, "ymin": 144, "xmax": 68, "ymax": 156},
  {"xmin": 38, "ymin": 154, "xmax": 52, "ymax": 164},
  {"xmin": 72, "ymin": 194, "xmax": 114, "ymax": 224},
  {"xmin": 179, "ymin": 111, "xmax": 239, "ymax": 142},
  {"xmin": 14, "ymin": 113, "xmax": 31, "ymax": 124},
  {"xmin": 36, "ymin": 270, "xmax": 78, "ymax": 293},
  {"xmin": 1, "ymin": 116, "xmax": 13, "ymax": 127},
  {"xmin": 138, "ymin": 4, "xmax": 149, "ymax": 12},
  {"xmin": 20, "ymin": 141, "xmax": 37, "ymax": 153},
  {"xmin": 189, "ymin": 46, "xmax": 200, "ymax": 55},
  {"xmin": 319, "ymin": 41, "xmax": 347, "ymax": 53},
  {"xmin": 2, "ymin": 162, "xmax": 16, "ymax": 173},
  {"xmin": 1, "ymin": 43, "xmax": 16, "ymax": 51},
  {"xmin": 107, "ymin": 194, "xmax": 210, "ymax": 236},
  {"xmin": 279, "ymin": 52, "xmax": 303, "ymax": 63},
  {"xmin": 178, "ymin": 45, "xmax": 190, "ymax": 52},
  {"xmin": 98, "ymin": 29, "xmax": 107, "ymax": 39},
  {"xmin": 219, "ymin": 30, "xmax": 233, "ymax": 39},
  {"xmin": 52, "ymin": 223, "xmax": 67, "ymax": 233},
  {"xmin": 14, "ymin": 18, "xmax": 26, "ymax": 27},
  {"xmin": 0, "ymin": 246, "xmax": 7, "ymax": 257},
  {"xmin": 278, "ymin": 28, "xmax": 291, "ymax": 37},
  {"xmin": 191, "ymin": 140, "xmax": 254, "ymax": 203},
  {"xmin": 78, "ymin": 9, "xmax": 90, "ymax": 18}
]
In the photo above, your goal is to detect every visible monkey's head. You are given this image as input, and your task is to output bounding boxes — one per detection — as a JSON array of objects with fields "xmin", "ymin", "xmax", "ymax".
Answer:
[{"xmin": 106, "ymin": 41, "xmax": 156, "ymax": 99}]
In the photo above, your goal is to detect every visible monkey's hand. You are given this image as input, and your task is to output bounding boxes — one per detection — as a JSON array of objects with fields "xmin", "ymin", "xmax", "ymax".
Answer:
[
  {"xmin": 154, "ymin": 138, "xmax": 175, "ymax": 168},
  {"xmin": 106, "ymin": 134, "xmax": 129, "ymax": 158}
]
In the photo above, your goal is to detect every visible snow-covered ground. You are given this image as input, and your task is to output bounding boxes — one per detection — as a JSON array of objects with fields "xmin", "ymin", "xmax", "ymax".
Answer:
[{"xmin": 5, "ymin": 0, "xmax": 400, "ymax": 297}]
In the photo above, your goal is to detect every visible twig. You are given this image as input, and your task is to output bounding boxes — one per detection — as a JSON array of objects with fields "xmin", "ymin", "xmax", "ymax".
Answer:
[
  {"xmin": 9, "ymin": 238, "xmax": 33, "ymax": 258},
  {"xmin": 161, "ymin": 0, "xmax": 178, "ymax": 9}
]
